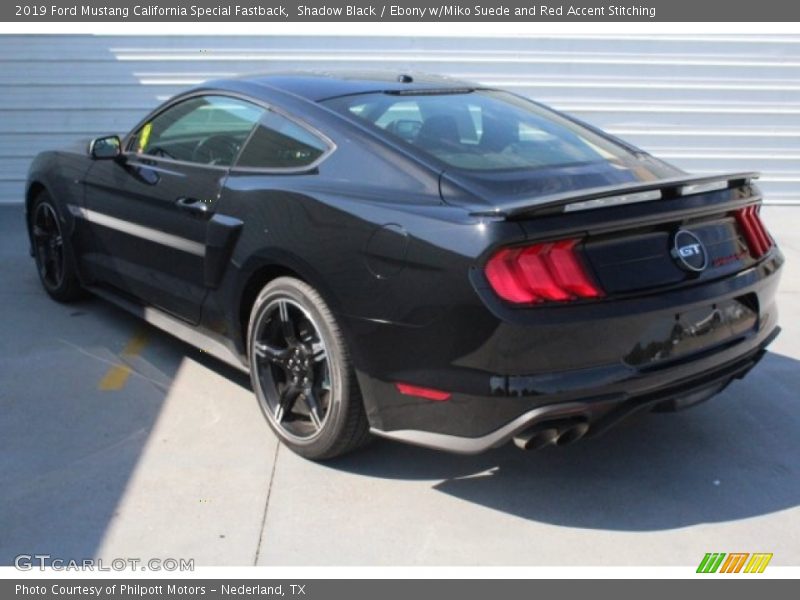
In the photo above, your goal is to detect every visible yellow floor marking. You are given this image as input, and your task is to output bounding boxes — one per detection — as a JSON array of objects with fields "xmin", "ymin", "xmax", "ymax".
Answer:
[{"xmin": 98, "ymin": 329, "xmax": 148, "ymax": 391}]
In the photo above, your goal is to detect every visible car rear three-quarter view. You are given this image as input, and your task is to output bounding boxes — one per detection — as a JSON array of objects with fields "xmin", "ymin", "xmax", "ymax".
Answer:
[{"xmin": 24, "ymin": 72, "xmax": 783, "ymax": 459}]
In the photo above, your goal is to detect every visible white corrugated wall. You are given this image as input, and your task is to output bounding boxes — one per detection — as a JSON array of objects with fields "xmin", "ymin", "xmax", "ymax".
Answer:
[{"xmin": 1, "ymin": 33, "xmax": 799, "ymax": 204}]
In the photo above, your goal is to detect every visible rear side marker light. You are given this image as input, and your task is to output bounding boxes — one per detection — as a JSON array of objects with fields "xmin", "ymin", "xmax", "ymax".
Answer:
[
  {"xmin": 735, "ymin": 205, "xmax": 774, "ymax": 258},
  {"xmin": 395, "ymin": 383, "xmax": 451, "ymax": 402},
  {"xmin": 485, "ymin": 238, "xmax": 604, "ymax": 304}
]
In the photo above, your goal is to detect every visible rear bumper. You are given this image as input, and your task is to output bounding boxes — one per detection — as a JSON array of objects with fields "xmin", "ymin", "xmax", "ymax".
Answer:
[
  {"xmin": 368, "ymin": 328, "xmax": 776, "ymax": 453},
  {"xmin": 348, "ymin": 250, "xmax": 783, "ymax": 453}
]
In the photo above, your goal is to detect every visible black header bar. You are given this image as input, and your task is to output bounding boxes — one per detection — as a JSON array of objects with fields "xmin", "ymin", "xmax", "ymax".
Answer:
[{"xmin": 4, "ymin": 0, "xmax": 800, "ymax": 22}]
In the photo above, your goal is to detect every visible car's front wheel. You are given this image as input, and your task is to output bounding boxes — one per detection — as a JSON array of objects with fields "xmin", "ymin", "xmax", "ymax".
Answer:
[
  {"xmin": 247, "ymin": 277, "xmax": 371, "ymax": 459},
  {"xmin": 30, "ymin": 190, "xmax": 83, "ymax": 302}
]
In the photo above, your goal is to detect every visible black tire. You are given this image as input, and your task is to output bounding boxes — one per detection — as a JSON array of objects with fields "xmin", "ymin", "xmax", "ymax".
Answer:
[
  {"xmin": 30, "ymin": 190, "xmax": 83, "ymax": 302},
  {"xmin": 247, "ymin": 276, "xmax": 371, "ymax": 460}
]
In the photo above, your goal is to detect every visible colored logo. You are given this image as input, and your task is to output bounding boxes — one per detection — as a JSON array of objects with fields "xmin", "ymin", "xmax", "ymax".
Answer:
[
  {"xmin": 696, "ymin": 552, "xmax": 773, "ymax": 573},
  {"xmin": 672, "ymin": 229, "xmax": 708, "ymax": 273}
]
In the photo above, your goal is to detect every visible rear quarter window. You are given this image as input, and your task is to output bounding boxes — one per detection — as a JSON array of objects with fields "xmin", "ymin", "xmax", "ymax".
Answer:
[{"xmin": 236, "ymin": 111, "xmax": 329, "ymax": 170}]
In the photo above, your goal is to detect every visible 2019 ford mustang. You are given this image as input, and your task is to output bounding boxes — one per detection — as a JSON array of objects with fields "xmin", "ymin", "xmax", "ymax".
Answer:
[{"xmin": 25, "ymin": 71, "xmax": 783, "ymax": 459}]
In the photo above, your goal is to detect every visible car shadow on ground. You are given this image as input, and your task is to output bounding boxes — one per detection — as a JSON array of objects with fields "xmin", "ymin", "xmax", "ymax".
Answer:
[
  {"xmin": 0, "ymin": 290, "xmax": 254, "ymax": 565},
  {"xmin": 328, "ymin": 351, "xmax": 800, "ymax": 531},
  {"xmin": 0, "ymin": 204, "xmax": 257, "ymax": 564}
]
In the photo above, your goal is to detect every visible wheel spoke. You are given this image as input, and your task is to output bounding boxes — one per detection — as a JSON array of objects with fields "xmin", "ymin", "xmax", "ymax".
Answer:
[
  {"xmin": 49, "ymin": 250, "xmax": 62, "ymax": 284},
  {"xmin": 39, "ymin": 244, "xmax": 55, "ymax": 283},
  {"xmin": 254, "ymin": 341, "xmax": 290, "ymax": 366},
  {"xmin": 37, "ymin": 257, "xmax": 49, "ymax": 280},
  {"xmin": 275, "ymin": 384, "xmax": 301, "ymax": 423},
  {"xmin": 32, "ymin": 204, "xmax": 66, "ymax": 287},
  {"xmin": 36, "ymin": 245, "xmax": 48, "ymax": 267},
  {"xmin": 319, "ymin": 372, "xmax": 331, "ymax": 392},
  {"xmin": 311, "ymin": 341, "xmax": 327, "ymax": 363},
  {"xmin": 277, "ymin": 300, "xmax": 298, "ymax": 343},
  {"xmin": 312, "ymin": 358, "xmax": 332, "ymax": 392},
  {"xmin": 308, "ymin": 407, "xmax": 322, "ymax": 430},
  {"xmin": 303, "ymin": 387, "xmax": 324, "ymax": 430}
]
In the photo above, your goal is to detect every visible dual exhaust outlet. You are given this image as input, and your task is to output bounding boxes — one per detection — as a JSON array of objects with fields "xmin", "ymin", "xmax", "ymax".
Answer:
[{"xmin": 513, "ymin": 419, "xmax": 590, "ymax": 451}]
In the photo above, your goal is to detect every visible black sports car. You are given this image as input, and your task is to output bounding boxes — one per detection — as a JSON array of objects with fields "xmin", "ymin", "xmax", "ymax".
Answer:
[{"xmin": 25, "ymin": 71, "xmax": 783, "ymax": 459}]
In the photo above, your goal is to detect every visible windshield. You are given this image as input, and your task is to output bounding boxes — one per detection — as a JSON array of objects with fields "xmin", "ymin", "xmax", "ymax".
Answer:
[{"xmin": 322, "ymin": 90, "xmax": 642, "ymax": 172}]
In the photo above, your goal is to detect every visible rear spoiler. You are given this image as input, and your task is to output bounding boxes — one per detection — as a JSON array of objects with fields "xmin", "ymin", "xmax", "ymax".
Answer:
[{"xmin": 469, "ymin": 172, "xmax": 759, "ymax": 219}]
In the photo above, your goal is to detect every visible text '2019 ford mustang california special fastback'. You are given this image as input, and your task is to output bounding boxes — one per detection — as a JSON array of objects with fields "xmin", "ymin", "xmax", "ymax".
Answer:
[{"xmin": 26, "ymin": 71, "xmax": 783, "ymax": 459}]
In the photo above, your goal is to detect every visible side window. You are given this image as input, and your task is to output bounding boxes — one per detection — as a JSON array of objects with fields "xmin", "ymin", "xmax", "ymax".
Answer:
[
  {"xmin": 127, "ymin": 95, "xmax": 264, "ymax": 166},
  {"xmin": 235, "ymin": 111, "xmax": 329, "ymax": 170}
]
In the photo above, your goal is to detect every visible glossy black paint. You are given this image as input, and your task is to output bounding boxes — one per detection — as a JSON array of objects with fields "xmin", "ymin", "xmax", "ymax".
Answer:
[
  {"xmin": 80, "ymin": 155, "xmax": 221, "ymax": 323},
  {"xmin": 25, "ymin": 72, "xmax": 783, "ymax": 448}
]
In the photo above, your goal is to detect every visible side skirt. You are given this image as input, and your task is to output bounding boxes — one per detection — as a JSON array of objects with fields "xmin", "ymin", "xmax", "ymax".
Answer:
[{"xmin": 87, "ymin": 285, "xmax": 249, "ymax": 374}]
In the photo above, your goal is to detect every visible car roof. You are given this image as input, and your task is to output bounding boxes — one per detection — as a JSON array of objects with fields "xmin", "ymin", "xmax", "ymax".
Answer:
[{"xmin": 212, "ymin": 70, "xmax": 480, "ymax": 102}]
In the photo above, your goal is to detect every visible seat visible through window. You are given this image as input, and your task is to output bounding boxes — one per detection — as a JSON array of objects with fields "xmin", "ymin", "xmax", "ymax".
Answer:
[{"xmin": 416, "ymin": 115, "xmax": 461, "ymax": 150}]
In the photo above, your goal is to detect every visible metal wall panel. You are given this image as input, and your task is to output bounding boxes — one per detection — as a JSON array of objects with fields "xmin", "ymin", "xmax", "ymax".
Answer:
[{"xmin": 2, "ymin": 33, "xmax": 798, "ymax": 204}]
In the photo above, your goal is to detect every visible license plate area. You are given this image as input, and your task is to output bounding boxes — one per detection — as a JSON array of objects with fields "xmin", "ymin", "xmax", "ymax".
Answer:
[{"xmin": 624, "ymin": 294, "xmax": 758, "ymax": 367}]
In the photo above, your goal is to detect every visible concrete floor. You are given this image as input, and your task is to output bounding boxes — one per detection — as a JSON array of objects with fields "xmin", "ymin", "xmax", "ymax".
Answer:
[{"xmin": 0, "ymin": 204, "xmax": 798, "ymax": 567}]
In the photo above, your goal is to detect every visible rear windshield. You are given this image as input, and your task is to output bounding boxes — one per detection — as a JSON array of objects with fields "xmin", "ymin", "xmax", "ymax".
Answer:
[{"xmin": 322, "ymin": 90, "xmax": 640, "ymax": 171}]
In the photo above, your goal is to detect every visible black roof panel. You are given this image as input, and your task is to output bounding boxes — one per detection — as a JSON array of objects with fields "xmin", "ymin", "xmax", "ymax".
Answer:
[{"xmin": 233, "ymin": 70, "xmax": 479, "ymax": 101}]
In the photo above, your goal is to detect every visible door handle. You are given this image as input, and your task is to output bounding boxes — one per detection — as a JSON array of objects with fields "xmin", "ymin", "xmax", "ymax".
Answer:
[{"xmin": 175, "ymin": 196, "xmax": 211, "ymax": 215}]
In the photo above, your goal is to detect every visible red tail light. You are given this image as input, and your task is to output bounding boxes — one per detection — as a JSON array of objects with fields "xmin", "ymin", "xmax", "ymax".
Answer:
[
  {"xmin": 484, "ymin": 238, "xmax": 603, "ymax": 304},
  {"xmin": 735, "ymin": 205, "xmax": 774, "ymax": 258}
]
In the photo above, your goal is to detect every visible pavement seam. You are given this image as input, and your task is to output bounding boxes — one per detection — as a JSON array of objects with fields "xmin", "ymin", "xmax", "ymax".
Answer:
[
  {"xmin": 56, "ymin": 337, "xmax": 171, "ymax": 393},
  {"xmin": 98, "ymin": 329, "xmax": 149, "ymax": 391},
  {"xmin": 254, "ymin": 440, "xmax": 281, "ymax": 566}
]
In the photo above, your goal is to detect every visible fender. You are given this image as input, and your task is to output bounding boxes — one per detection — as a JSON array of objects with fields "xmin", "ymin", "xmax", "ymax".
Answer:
[{"xmin": 209, "ymin": 246, "xmax": 348, "ymax": 358}]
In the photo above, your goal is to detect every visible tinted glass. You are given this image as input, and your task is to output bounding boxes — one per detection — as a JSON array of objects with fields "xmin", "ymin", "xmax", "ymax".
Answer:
[
  {"xmin": 323, "ymin": 90, "xmax": 640, "ymax": 171},
  {"xmin": 236, "ymin": 111, "xmax": 328, "ymax": 169},
  {"xmin": 128, "ymin": 95, "xmax": 264, "ymax": 166}
]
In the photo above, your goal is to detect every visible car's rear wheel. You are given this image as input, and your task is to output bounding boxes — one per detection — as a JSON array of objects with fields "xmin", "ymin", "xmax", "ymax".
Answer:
[
  {"xmin": 247, "ymin": 277, "xmax": 371, "ymax": 459},
  {"xmin": 30, "ymin": 190, "xmax": 83, "ymax": 302}
]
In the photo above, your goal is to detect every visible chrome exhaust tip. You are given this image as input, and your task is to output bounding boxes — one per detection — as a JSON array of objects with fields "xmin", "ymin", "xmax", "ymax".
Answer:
[
  {"xmin": 513, "ymin": 427, "xmax": 559, "ymax": 450},
  {"xmin": 555, "ymin": 421, "xmax": 590, "ymax": 446}
]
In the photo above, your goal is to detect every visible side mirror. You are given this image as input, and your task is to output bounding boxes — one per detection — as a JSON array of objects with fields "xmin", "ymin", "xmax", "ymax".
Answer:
[{"xmin": 89, "ymin": 135, "xmax": 121, "ymax": 160}]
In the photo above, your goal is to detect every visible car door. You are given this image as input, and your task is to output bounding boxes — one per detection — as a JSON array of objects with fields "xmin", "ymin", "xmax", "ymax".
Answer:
[{"xmin": 79, "ymin": 94, "xmax": 265, "ymax": 323}]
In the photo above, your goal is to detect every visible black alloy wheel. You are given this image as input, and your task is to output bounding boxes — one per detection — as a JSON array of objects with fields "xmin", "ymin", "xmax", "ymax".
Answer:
[
  {"xmin": 248, "ymin": 277, "xmax": 370, "ymax": 459},
  {"xmin": 32, "ymin": 201, "xmax": 65, "ymax": 289},
  {"xmin": 254, "ymin": 297, "xmax": 332, "ymax": 439},
  {"xmin": 30, "ymin": 191, "xmax": 83, "ymax": 302}
]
